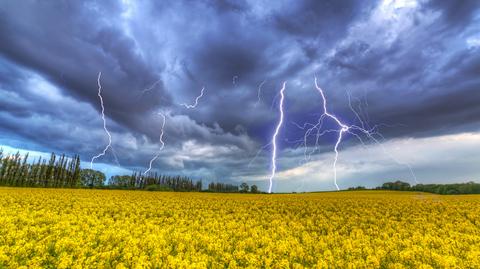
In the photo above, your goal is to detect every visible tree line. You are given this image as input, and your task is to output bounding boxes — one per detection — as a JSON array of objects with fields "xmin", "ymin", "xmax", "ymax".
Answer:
[
  {"xmin": 205, "ymin": 182, "xmax": 259, "ymax": 193},
  {"xmin": 207, "ymin": 182, "xmax": 239, "ymax": 192},
  {"xmin": 0, "ymin": 150, "xmax": 203, "ymax": 191},
  {"xmin": 108, "ymin": 172, "xmax": 202, "ymax": 192},
  {"xmin": 410, "ymin": 182, "xmax": 480, "ymax": 194},
  {"xmin": 0, "ymin": 150, "xmax": 81, "ymax": 187},
  {"xmin": 108, "ymin": 173, "xmax": 261, "ymax": 193},
  {"xmin": 0, "ymin": 149, "xmax": 262, "ymax": 193},
  {"xmin": 376, "ymin": 180, "xmax": 480, "ymax": 194},
  {"xmin": 3, "ymin": 149, "xmax": 477, "ymax": 195}
]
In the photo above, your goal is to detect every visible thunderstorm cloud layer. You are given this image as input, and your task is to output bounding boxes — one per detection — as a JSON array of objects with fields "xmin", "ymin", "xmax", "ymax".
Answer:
[{"xmin": 0, "ymin": 0, "xmax": 479, "ymax": 192}]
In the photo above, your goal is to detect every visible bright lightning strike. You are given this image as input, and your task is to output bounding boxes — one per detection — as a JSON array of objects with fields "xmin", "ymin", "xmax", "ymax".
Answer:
[
  {"xmin": 298, "ymin": 76, "xmax": 417, "ymax": 190},
  {"xmin": 268, "ymin": 81, "xmax": 287, "ymax": 193},
  {"xmin": 144, "ymin": 112, "xmax": 166, "ymax": 175},
  {"xmin": 90, "ymin": 72, "xmax": 113, "ymax": 169},
  {"xmin": 313, "ymin": 77, "xmax": 350, "ymax": 190},
  {"xmin": 180, "ymin": 87, "xmax": 205, "ymax": 109}
]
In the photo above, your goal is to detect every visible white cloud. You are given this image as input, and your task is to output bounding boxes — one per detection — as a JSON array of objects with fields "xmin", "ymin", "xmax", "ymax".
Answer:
[
  {"xmin": 466, "ymin": 36, "xmax": 480, "ymax": 49},
  {"xmin": 340, "ymin": 0, "xmax": 438, "ymax": 49}
]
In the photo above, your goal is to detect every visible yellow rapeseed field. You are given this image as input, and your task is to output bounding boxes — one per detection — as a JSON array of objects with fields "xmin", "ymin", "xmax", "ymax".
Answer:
[{"xmin": 0, "ymin": 188, "xmax": 479, "ymax": 268}]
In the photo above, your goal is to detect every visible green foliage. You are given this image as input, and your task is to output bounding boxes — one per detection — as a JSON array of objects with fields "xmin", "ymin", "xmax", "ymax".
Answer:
[
  {"xmin": 381, "ymin": 181, "xmax": 411, "ymax": 191},
  {"xmin": 80, "ymin": 169, "xmax": 106, "ymax": 187},
  {"xmin": 0, "ymin": 149, "xmax": 203, "ymax": 192},
  {"xmin": 109, "ymin": 172, "xmax": 202, "ymax": 192},
  {"xmin": 145, "ymin": 184, "xmax": 174, "ymax": 192},
  {"xmin": 0, "ymin": 150, "xmax": 82, "ymax": 188},
  {"xmin": 207, "ymin": 182, "xmax": 239, "ymax": 193},
  {"xmin": 411, "ymin": 181, "xmax": 480, "ymax": 195},
  {"xmin": 109, "ymin": 175, "xmax": 132, "ymax": 188},
  {"xmin": 348, "ymin": 186, "xmax": 366, "ymax": 190},
  {"xmin": 379, "ymin": 180, "xmax": 480, "ymax": 195},
  {"xmin": 240, "ymin": 182, "xmax": 249, "ymax": 193},
  {"xmin": 250, "ymin": 185, "xmax": 259, "ymax": 193}
]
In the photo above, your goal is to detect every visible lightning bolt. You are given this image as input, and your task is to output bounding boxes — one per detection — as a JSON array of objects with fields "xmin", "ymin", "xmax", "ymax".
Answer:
[
  {"xmin": 144, "ymin": 112, "xmax": 166, "ymax": 175},
  {"xmin": 268, "ymin": 81, "xmax": 287, "ymax": 193},
  {"xmin": 313, "ymin": 77, "xmax": 350, "ymax": 190},
  {"xmin": 137, "ymin": 79, "xmax": 162, "ymax": 98},
  {"xmin": 346, "ymin": 92, "xmax": 418, "ymax": 184},
  {"xmin": 254, "ymin": 80, "xmax": 267, "ymax": 107},
  {"xmin": 90, "ymin": 72, "xmax": 113, "ymax": 169},
  {"xmin": 180, "ymin": 87, "xmax": 205, "ymax": 109},
  {"xmin": 298, "ymin": 76, "xmax": 417, "ymax": 190}
]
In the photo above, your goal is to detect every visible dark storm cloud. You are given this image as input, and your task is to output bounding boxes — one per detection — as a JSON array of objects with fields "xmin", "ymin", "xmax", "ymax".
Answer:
[
  {"xmin": 313, "ymin": 1, "xmax": 480, "ymax": 140},
  {"xmin": 206, "ymin": 0, "xmax": 250, "ymax": 13},
  {"xmin": 0, "ymin": 1, "xmax": 169, "ymax": 133},
  {"xmin": 1, "ymin": 0, "xmax": 479, "ymax": 188},
  {"xmin": 133, "ymin": 0, "xmax": 377, "ymax": 134},
  {"xmin": 273, "ymin": 0, "xmax": 379, "ymax": 62},
  {"xmin": 424, "ymin": 0, "xmax": 480, "ymax": 27},
  {"xmin": 274, "ymin": 0, "xmax": 373, "ymax": 38}
]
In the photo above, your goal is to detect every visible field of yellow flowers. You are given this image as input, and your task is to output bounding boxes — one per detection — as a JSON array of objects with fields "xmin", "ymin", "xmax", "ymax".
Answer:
[{"xmin": 0, "ymin": 188, "xmax": 479, "ymax": 268}]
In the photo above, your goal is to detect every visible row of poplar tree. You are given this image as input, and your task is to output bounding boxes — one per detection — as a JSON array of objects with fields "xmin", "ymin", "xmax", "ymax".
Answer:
[
  {"xmin": 207, "ymin": 182, "xmax": 240, "ymax": 192},
  {"xmin": 109, "ymin": 172, "xmax": 203, "ymax": 191},
  {"xmin": 0, "ymin": 150, "xmax": 81, "ymax": 188},
  {"xmin": 0, "ymin": 149, "xmax": 250, "ymax": 192}
]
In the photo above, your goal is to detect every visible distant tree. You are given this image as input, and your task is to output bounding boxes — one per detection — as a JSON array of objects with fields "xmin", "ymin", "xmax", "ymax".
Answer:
[
  {"xmin": 206, "ymin": 181, "xmax": 239, "ymax": 192},
  {"xmin": 80, "ymin": 169, "xmax": 105, "ymax": 187},
  {"xmin": 195, "ymin": 180, "xmax": 202, "ymax": 191},
  {"xmin": 109, "ymin": 175, "xmax": 132, "ymax": 188},
  {"xmin": 240, "ymin": 182, "xmax": 249, "ymax": 193},
  {"xmin": 145, "ymin": 184, "xmax": 173, "ymax": 192},
  {"xmin": 381, "ymin": 181, "xmax": 410, "ymax": 191},
  {"xmin": 72, "ymin": 155, "xmax": 81, "ymax": 187},
  {"xmin": 348, "ymin": 186, "xmax": 366, "ymax": 190},
  {"xmin": 250, "ymin": 185, "xmax": 258, "ymax": 193}
]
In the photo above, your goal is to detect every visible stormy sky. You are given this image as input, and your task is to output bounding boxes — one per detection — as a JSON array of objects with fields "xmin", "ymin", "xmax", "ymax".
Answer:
[{"xmin": 1, "ymin": 0, "xmax": 479, "ymax": 192}]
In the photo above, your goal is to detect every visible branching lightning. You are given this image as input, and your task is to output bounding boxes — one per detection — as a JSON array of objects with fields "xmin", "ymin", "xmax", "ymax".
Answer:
[
  {"xmin": 144, "ymin": 112, "xmax": 166, "ymax": 175},
  {"xmin": 268, "ymin": 81, "xmax": 287, "ymax": 193},
  {"xmin": 85, "ymin": 70, "xmax": 415, "ymax": 192},
  {"xmin": 347, "ymin": 93, "xmax": 418, "ymax": 184},
  {"xmin": 297, "ymin": 76, "xmax": 417, "ymax": 190},
  {"xmin": 313, "ymin": 77, "xmax": 350, "ymax": 190},
  {"xmin": 180, "ymin": 87, "xmax": 205, "ymax": 109},
  {"xmin": 90, "ymin": 72, "xmax": 113, "ymax": 169}
]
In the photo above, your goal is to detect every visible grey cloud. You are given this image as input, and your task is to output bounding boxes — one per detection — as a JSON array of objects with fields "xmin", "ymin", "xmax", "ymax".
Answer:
[
  {"xmin": 423, "ymin": 0, "xmax": 480, "ymax": 28},
  {"xmin": 0, "ymin": 0, "xmax": 479, "ymax": 191},
  {"xmin": 0, "ymin": 1, "xmax": 169, "ymax": 134}
]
